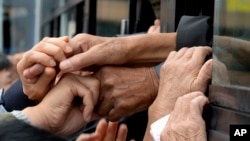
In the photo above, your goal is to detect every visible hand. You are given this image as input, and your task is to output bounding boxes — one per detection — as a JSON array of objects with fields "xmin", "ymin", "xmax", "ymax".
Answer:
[
  {"xmin": 60, "ymin": 33, "xmax": 131, "ymax": 72},
  {"xmin": 161, "ymin": 91, "xmax": 208, "ymax": 141},
  {"xmin": 144, "ymin": 46, "xmax": 212, "ymax": 141},
  {"xmin": 147, "ymin": 19, "xmax": 160, "ymax": 34},
  {"xmin": 60, "ymin": 33, "xmax": 176, "ymax": 73},
  {"xmin": 76, "ymin": 118, "xmax": 128, "ymax": 141},
  {"xmin": 93, "ymin": 65, "xmax": 159, "ymax": 121},
  {"xmin": 22, "ymin": 73, "xmax": 100, "ymax": 136},
  {"xmin": 17, "ymin": 36, "xmax": 71, "ymax": 100},
  {"xmin": 150, "ymin": 47, "xmax": 212, "ymax": 119}
]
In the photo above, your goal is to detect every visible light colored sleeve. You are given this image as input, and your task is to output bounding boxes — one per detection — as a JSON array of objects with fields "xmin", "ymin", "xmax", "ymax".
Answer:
[
  {"xmin": 11, "ymin": 110, "xmax": 31, "ymax": 124},
  {"xmin": 150, "ymin": 114, "xmax": 170, "ymax": 141}
]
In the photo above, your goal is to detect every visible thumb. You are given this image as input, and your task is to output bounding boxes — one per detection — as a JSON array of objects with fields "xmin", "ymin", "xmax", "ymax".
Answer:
[
  {"xmin": 195, "ymin": 59, "xmax": 213, "ymax": 92},
  {"xmin": 191, "ymin": 95, "xmax": 209, "ymax": 116}
]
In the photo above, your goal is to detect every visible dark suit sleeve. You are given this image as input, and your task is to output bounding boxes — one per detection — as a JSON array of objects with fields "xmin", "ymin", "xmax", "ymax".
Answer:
[
  {"xmin": 154, "ymin": 15, "xmax": 213, "ymax": 76},
  {"xmin": 2, "ymin": 79, "xmax": 36, "ymax": 111},
  {"xmin": 176, "ymin": 15, "xmax": 213, "ymax": 50}
]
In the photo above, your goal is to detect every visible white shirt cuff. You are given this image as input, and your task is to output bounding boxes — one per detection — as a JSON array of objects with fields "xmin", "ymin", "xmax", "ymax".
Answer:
[{"xmin": 150, "ymin": 114, "xmax": 170, "ymax": 141}]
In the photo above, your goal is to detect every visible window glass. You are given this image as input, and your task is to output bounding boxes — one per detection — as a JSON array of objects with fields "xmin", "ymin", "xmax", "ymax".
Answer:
[
  {"xmin": 213, "ymin": 0, "xmax": 250, "ymax": 88},
  {"xmin": 3, "ymin": 0, "xmax": 35, "ymax": 53},
  {"xmin": 41, "ymin": 0, "xmax": 81, "ymax": 37},
  {"xmin": 96, "ymin": 0, "xmax": 129, "ymax": 36}
]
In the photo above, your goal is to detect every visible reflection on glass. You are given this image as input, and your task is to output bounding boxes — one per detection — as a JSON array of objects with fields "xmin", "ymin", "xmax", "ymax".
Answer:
[{"xmin": 213, "ymin": 0, "xmax": 250, "ymax": 87}]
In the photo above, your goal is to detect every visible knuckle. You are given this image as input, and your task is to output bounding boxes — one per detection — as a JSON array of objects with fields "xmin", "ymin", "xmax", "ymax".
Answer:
[{"xmin": 42, "ymin": 36, "xmax": 50, "ymax": 42}]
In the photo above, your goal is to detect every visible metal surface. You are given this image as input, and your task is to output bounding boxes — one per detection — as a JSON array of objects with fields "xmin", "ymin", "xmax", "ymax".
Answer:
[{"xmin": 207, "ymin": 85, "xmax": 250, "ymax": 140}]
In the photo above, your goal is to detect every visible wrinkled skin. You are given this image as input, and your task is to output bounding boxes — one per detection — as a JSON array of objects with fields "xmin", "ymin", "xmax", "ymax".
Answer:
[
  {"xmin": 144, "ymin": 46, "xmax": 213, "ymax": 141},
  {"xmin": 93, "ymin": 65, "xmax": 159, "ymax": 121},
  {"xmin": 161, "ymin": 92, "xmax": 208, "ymax": 141},
  {"xmin": 23, "ymin": 73, "xmax": 100, "ymax": 136}
]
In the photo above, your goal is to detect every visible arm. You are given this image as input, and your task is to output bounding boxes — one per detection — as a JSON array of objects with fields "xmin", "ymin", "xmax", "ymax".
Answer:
[
  {"xmin": 143, "ymin": 47, "xmax": 213, "ymax": 141},
  {"xmin": 60, "ymin": 33, "xmax": 176, "ymax": 72},
  {"xmin": 21, "ymin": 73, "xmax": 100, "ymax": 136}
]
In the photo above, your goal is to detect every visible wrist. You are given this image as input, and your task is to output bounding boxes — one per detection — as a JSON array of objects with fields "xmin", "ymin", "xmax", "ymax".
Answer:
[
  {"xmin": 22, "ymin": 106, "xmax": 50, "ymax": 131},
  {"xmin": 148, "ymin": 67, "xmax": 159, "ymax": 100}
]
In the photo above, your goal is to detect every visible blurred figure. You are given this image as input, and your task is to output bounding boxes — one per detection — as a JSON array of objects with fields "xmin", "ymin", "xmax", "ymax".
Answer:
[{"xmin": 0, "ymin": 53, "xmax": 19, "ymax": 91}]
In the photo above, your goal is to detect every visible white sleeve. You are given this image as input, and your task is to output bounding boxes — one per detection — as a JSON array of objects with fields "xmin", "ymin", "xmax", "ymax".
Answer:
[{"xmin": 150, "ymin": 114, "xmax": 170, "ymax": 141}]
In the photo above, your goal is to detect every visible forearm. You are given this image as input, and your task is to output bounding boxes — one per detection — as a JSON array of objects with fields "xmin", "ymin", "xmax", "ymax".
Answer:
[
  {"xmin": 143, "ymin": 100, "xmax": 173, "ymax": 141},
  {"xmin": 124, "ymin": 33, "xmax": 176, "ymax": 63}
]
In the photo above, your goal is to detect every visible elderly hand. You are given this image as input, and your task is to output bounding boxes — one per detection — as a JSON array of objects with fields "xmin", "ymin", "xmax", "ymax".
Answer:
[
  {"xmin": 150, "ymin": 47, "xmax": 212, "ymax": 119},
  {"xmin": 144, "ymin": 46, "xmax": 212, "ymax": 141},
  {"xmin": 161, "ymin": 91, "xmax": 208, "ymax": 141},
  {"xmin": 22, "ymin": 73, "xmax": 100, "ymax": 136},
  {"xmin": 93, "ymin": 65, "xmax": 159, "ymax": 121},
  {"xmin": 60, "ymin": 33, "xmax": 176, "ymax": 73},
  {"xmin": 17, "ymin": 37, "xmax": 71, "ymax": 100}
]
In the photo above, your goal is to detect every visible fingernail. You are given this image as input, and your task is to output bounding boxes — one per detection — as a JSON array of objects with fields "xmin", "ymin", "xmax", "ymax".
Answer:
[{"xmin": 60, "ymin": 60, "xmax": 73, "ymax": 72}]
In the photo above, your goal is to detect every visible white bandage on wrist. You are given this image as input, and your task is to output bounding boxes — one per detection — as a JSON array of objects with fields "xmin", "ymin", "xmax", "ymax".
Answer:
[{"xmin": 150, "ymin": 114, "xmax": 170, "ymax": 141}]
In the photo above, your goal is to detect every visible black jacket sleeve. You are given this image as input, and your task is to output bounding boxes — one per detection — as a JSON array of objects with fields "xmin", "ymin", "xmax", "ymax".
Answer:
[
  {"xmin": 154, "ymin": 15, "xmax": 213, "ymax": 76},
  {"xmin": 176, "ymin": 15, "xmax": 213, "ymax": 50},
  {"xmin": 2, "ymin": 79, "xmax": 36, "ymax": 111}
]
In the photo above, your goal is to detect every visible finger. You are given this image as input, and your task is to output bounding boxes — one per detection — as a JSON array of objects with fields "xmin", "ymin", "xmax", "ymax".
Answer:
[
  {"xmin": 190, "ymin": 95, "xmax": 209, "ymax": 116},
  {"xmin": 191, "ymin": 46, "xmax": 212, "ymax": 65},
  {"xmin": 75, "ymin": 133, "xmax": 97, "ymax": 141},
  {"xmin": 175, "ymin": 91, "xmax": 204, "ymax": 109},
  {"xmin": 85, "ymin": 77, "xmax": 100, "ymax": 106},
  {"xmin": 34, "ymin": 41, "xmax": 67, "ymax": 61},
  {"xmin": 95, "ymin": 119, "xmax": 108, "ymax": 140},
  {"xmin": 42, "ymin": 36, "xmax": 72, "ymax": 53},
  {"xmin": 18, "ymin": 51, "xmax": 56, "ymax": 70},
  {"xmin": 25, "ymin": 67, "xmax": 56, "ymax": 100},
  {"xmin": 60, "ymin": 48, "xmax": 100, "ymax": 72},
  {"xmin": 195, "ymin": 59, "xmax": 213, "ymax": 92},
  {"xmin": 116, "ymin": 124, "xmax": 128, "ymax": 141},
  {"xmin": 108, "ymin": 108, "xmax": 125, "ymax": 121},
  {"xmin": 23, "ymin": 64, "xmax": 45, "ymax": 79},
  {"xmin": 182, "ymin": 47, "xmax": 195, "ymax": 59},
  {"xmin": 76, "ymin": 76, "xmax": 99, "ymax": 121},
  {"xmin": 96, "ymin": 100, "xmax": 114, "ymax": 117},
  {"xmin": 175, "ymin": 47, "xmax": 189, "ymax": 57},
  {"xmin": 81, "ymin": 87, "xmax": 95, "ymax": 122},
  {"xmin": 154, "ymin": 19, "xmax": 160, "ymax": 26},
  {"xmin": 104, "ymin": 121, "xmax": 119, "ymax": 141},
  {"xmin": 163, "ymin": 50, "xmax": 176, "ymax": 63},
  {"xmin": 68, "ymin": 33, "xmax": 108, "ymax": 52}
]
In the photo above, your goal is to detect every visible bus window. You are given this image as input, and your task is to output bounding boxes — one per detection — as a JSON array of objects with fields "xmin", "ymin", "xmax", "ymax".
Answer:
[{"xmin": 213, "ymin": 0, "xmax": 250, "ymax": 88}]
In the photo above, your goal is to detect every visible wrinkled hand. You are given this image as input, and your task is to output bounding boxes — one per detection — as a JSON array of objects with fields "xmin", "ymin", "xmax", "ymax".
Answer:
[
  {"xmin": 93, "ymin": 65, "xmax": 159, "ymax": 121},
  {"xmin": 23, "ymin": 73, "xmax": 100, "ymax": 136},
  {"xmin": 76, "ymin": 118, "xmax": 128, "ymax": 141},
  {"xmin": 60, "ymin": 33, "xmax": 129, "ymax": 72},
  {"xmin": 161, "ymin": 91, "xmax": 208, "ymax": 141},
  {"xmin": 149, "ymin": 46, "xmax": 212, "ymax": 121},
  {"xmin": 17, "ymin": 36, "xmax": 71, "ymax": 100}
]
